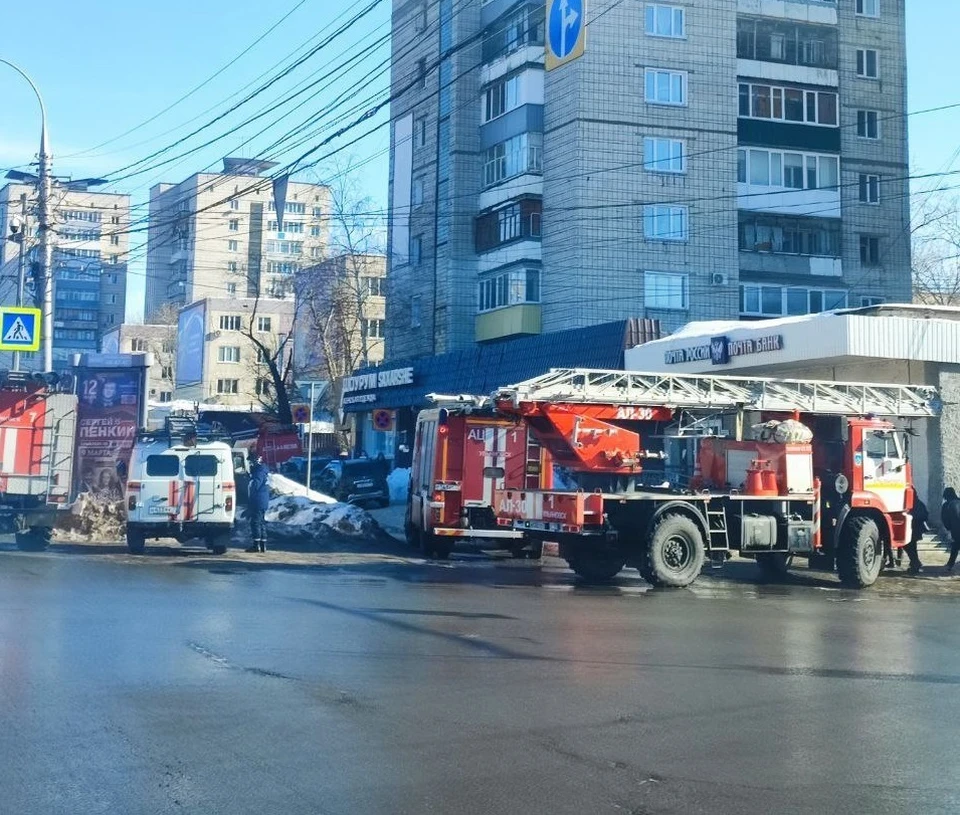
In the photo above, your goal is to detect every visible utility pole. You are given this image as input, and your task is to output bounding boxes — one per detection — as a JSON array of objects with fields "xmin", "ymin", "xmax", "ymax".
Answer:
[
  {"xmin": 37, "ymin": 121, "xmax": 54, "ymax": 373},
  {"xmin": 13, "ymin": 194, "xmax": 28, "ymax": 372}
]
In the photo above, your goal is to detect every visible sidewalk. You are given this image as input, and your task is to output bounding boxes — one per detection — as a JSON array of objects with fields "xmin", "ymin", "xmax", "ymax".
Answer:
[{"xmin": 368, "ymin": 503, "xmax": 406, "ymax": 540}]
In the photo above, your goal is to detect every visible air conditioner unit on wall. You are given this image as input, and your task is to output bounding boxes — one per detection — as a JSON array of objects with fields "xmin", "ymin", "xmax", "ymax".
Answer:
[{"xmin": 711, "ymin": 273, "xmax": 729, "ymax": 286}]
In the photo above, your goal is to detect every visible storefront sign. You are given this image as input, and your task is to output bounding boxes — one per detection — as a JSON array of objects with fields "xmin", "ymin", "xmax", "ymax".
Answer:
[
  {"xmin": 664, "ymin": 334, "xmax": 784, "ymax": 366},
  {"xmin": 342, "ymin": 366, "xmax": 415, "ymax": 397}
]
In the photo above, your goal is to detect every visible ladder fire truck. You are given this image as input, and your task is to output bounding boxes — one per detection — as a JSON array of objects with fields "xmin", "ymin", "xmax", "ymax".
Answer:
[{"xmin": 489, "ymin": 368, "xmax": 940, "ymax": 589}]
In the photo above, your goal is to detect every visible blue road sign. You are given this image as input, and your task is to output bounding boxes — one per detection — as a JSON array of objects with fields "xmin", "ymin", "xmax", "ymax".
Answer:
[
  {"xmin": 547, "ymin": 0, "xmax": 585, "ymax": 70},
  {"xmin": 0, "ymin": 307, "xmax": 40, "ymax": 351}
]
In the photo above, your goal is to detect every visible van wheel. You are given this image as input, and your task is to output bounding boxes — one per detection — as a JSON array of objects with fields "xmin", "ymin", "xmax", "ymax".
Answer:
[
  {"xmin": 126, "ymin": 529, "xmax": 146, "ymax": 555},
  {"xmin": 209, "ymin": 536, "xmax": 229, "ymax": 556}
]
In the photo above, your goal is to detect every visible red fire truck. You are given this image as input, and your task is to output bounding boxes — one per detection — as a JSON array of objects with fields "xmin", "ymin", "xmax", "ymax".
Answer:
[
  {"xmin": 406, "ymin": 398, "xmax": 551, "ymax": 559},
  {"xmin": 487, "ymin": 368, "xmax": 940, "ymax": 589},
  {"xmin": 0, "ymin": 373, "xmax": 78, "ymax": 550}
]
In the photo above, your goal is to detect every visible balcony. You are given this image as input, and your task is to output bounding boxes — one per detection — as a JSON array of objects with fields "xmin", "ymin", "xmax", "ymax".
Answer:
[
  {"xmin": 737, "ymin": 15, "xmax": 838, "ymax": 86},
  {"xmin": 476, "ymin": 304, "xmax": 541, "ymax": 342},
  {"xmin": 737, "ymin": 0, "xmax": 837, "ymax": 26}
]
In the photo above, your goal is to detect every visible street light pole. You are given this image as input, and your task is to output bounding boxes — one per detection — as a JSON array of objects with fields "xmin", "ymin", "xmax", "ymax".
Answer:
[
  {"xmin": 0, "ymin": 59, "xmax": 54, "ymax": 372},
  {"xmin": 13, "ymin": 194, "xmax": 28, "ymax": 372}
]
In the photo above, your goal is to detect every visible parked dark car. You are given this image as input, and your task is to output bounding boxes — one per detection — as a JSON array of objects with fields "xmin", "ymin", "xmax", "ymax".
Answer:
[{"xmin": 317, "ymin": 459, "xmax": 390, "ymax": 507}]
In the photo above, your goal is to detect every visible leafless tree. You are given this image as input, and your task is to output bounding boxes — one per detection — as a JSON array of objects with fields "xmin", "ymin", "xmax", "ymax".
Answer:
[
  {"xmin": 297, "ymin": 159, "xmax": 386, "ymax": 448},
  {"xmin": 912, "ymin": 194, "xmax": 960, "ymax": 305},
  {"xmin": 240, "ymin": 292, "xmax": 299, "ymax": 424}
]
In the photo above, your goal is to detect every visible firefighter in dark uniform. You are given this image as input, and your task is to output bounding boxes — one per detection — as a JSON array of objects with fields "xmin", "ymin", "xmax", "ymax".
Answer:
[{"xmin": 245, "ymin": 456, "xmax": 271, "ymax": 553}]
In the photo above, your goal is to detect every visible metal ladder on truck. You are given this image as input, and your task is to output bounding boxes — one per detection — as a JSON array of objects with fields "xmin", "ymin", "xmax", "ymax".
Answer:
[{"xmin": 493, "ymin": 368, "xmax": 942, "ymax": 419}]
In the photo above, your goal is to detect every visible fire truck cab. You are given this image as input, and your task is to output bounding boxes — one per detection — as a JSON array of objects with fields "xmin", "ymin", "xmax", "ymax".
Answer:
[{"xmin": 406, "ymin": 400, "xmax": 551, "ymax": 559}]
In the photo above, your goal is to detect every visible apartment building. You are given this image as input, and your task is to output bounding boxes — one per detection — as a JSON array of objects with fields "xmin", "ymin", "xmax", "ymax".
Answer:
[
  {"xmin": 294, "ymin": 253, "xmax": 388, "ymax": 380},
  {"xmin": 386, "ymin": 0, "xmax": 909, "ymax": 359},
  {"xmin": 101, "ymin": 323, "xmax": 177, "ymax": 404},
  {"xmin": 173, "ymin": 297, "xmax": 295, "ymax": 407},
  {"xmin": 144, "ymin": 158, "xmax": 331, "ymax": 319},
  {"xmin": 0, "ymin": 182, "xmax": 130, "ymax": 368}
]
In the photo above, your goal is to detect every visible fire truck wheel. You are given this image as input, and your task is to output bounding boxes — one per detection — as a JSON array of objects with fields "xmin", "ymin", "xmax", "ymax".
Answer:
[
  {"xmin": 126, "ymin": 529, "xmax": 146, "ymax": 555},
  {"xmin": 644, "ymin": 513, "xmax": 706, "ymax": 588},
  {"xmin": 208, "ymin": 536, "xmax": 229, "ymax": 556},
  {"xmin": 755, "ymin": 552, "xmax": 793, "ymax": 581},
  {"xmin": 15, "ymin": 527, "xmax": 51, "ymax": 552},
  {"xmin": 568, "ymin": 554, "xmax": 625, "ymax": 582},
  {"xmin": 837, "ymin": 516, "xmax": 883, "ymax": 589}
]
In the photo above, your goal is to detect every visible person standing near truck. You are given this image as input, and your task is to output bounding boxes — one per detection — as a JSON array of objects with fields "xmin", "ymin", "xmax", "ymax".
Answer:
[
  {"xmin": 943, "ymin": 487, "xmax": 960, "ymax": 573},
  {"xmin": 245, "ymin": 457, "xmax": 271, "ymax": 554}
]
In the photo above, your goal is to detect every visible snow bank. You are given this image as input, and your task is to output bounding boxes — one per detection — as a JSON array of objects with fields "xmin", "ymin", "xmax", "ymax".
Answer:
[
  {"xmin": 388, "ymin": 468, "xmax": 411, "ymax": 503},
  {"xmin": 268, "ymin": 473, "xmax": 337, "ymax": 504},
  {"xmin": 55, "ymin": 492, "xmax": 126, "ymax": 541},
  {"xmin": 265, "ymin": 496, "xmax": 376, "ymax": 538}
]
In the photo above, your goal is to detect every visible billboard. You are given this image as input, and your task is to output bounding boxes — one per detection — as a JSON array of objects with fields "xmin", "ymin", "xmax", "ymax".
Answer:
[
  {"xmin": 74, "ymin": 369, "xmax": 143, "ymax": 499},
  {"xmin": 176, "ymin": 301, "xmax": 206, "ymax": 386}
]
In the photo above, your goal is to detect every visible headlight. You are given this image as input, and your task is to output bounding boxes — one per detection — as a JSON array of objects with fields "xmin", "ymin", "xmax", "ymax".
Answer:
[{"xmin": 835, "ymin": 474, "xmax": 849, "ymax": 494}]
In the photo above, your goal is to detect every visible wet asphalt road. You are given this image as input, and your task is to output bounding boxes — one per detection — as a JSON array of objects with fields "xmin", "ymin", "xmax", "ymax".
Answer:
[{"xmin": 2, "ymin": 546, "xmax": 960, "ymax": 815}]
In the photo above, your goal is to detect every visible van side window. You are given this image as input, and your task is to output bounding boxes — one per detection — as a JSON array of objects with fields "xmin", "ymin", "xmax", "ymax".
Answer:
[
  {"xmin": 146, "ymin": 455, "xmax": 180, "ymax": 477},
  {"xmin": 185, "ymin": 455, "xmax": 219, "ymax": 477}
]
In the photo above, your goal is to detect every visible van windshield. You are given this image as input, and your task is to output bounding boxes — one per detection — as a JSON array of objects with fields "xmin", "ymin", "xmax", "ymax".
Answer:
[
  {"xmin": 146, "ymin": 455, "xmax": 180, "ymax": 477},
  {"xmin": 185, "ymin": 455, "xmax": 219, "ymax": 477}
]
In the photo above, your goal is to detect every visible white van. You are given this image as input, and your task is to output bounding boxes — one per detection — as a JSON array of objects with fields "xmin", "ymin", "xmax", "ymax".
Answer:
[{"xmin": 125, "ymin": 431, "xmax": 236, "ymax": 555}]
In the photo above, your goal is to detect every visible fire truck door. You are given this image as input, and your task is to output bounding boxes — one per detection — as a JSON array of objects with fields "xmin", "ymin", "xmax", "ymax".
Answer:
[
  {"xmin": 861, "ymin": 428, "xmax": 907, "ymax": 512},
  {"xmin": 481, "ymin": 427, "xmax": 507, "ymax": 505}
]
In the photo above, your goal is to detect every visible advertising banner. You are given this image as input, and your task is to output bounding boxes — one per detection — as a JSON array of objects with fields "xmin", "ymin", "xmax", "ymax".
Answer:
[
  {"xmin": 75, "ymin": 369, "xmax": 143, "ymax": 499},
  {"xmin": 176, "ymin": 301, "xmax": 206, "ymax": 386}
]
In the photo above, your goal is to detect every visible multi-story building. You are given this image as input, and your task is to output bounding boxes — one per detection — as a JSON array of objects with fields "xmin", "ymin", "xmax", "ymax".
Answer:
[
  {"xmin": 0, "ymin": 182, "xmax": 130, "ymax": 368},
  {"xmin": 386, "ymin": 0, "xmax": 909, "ymax": 359},
  {"xmin": 294, "ymin": 253, "xmax": 388, "ymax": 381},
  {"xmin": 144, "ymin": 158, "xmax": 331, "ymax": 319},
  {"xmin": 101, "ymin": 323, "xmax": 178, "ymax": 404},
  {"xmin": 172, "ymin": 297, "xmax": 295, "ymax": 407}
]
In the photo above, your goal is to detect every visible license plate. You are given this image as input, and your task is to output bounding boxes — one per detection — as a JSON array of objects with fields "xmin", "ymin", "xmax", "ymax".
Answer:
[
  {"xmin": 148, "ymin": 506, "xmax": 171, "ymax": 515},
  {"xmin": 354, "ymin": 480, "xmax": 373, "ymax": 488}
]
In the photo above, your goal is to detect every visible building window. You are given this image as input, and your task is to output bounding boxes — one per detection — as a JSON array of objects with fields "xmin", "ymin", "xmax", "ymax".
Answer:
[
  {"xmin": 267, "ymin": 221, "xmax": 304, "ymax": 234},
  {"xmin": 859, "ymin": 174, "xmax": 881, "ymax": 204},
  {"xmin": 643, "ymin": 137, "xmax": 685, "ymax": 173},
  {"xmin": 216, "ymin": 379, "xmax": 239, "ymax": 395},
  {"xmin": 410, "ymin": 294, "xmax": 422, "ymax": 328},
  {"xmin": 644, "ymin": 271, "xmax": 688, "ymax": 310},
  {"xmin": 107, "ymin": 294, "xmax": 118, "ymax": 305},
  {"xmin": 478, "ymin": 268, "xmax": 540, "ymax": 312},
  {"xmin": 310, "ymin": 225, "xmax": 322, "ymax": 237},
  {"xmin": 482, "ymin": 74, "xmax": 522, "ymax": 123},
  {"xmin": 131, "ymin": 339, "xmax": 149, "ymax": 352},
  {"xmin": 412, "ymin": 178, "xmax": 425, "ymax": 207},
  {"xmin": 228, "ymin": 240, "xmax": 239, "ymax": 251},
  {"xmin": 227, "ymin": 261, "xmax": 238, "ymax": 273},
  {"xmin": 482, "ymin": 4, "xmax": 543, "ymax": 62},
  {"xmin": 158, "ymin": 391, "xmax": 173, "ymax": 403},
  {"xmin": 110, "ymin": 215, "xmax": 120, "ymax": 225},
  {"xmin": 482, "ymin": 133, "xmax": 543, "ymax": 188},
  {"xmin": 256, "ymin": 316, "xmax": 272, "ymax": 333},
  {"xmin": 737, "ymin": 149, "xmax": 838, "ymax": 191},
  {"xmin": 860, "ymin": 235, "xmax": 881, "ymax": 266},
  {"xmin": 643, "ymin": 205, "xmax": 688, "ymax": 242},
  {"xmin": 857, "ymin": 48, "xmax": 879, "ymax": 78},
  {"xmin": 361, "ymin": 319, "xmax": 386, "ymax": 339},
  {"xmin": 110, "ymin": 255, "xmax": 119, "ymax": 265},
  {"xmin": 229, "ymin": 219, "xmax": 239, "ymax": 232},
  {"xmin": 108, "ymin": 234, "xmax": 119, "ymax": 246},
  {"xmin": 266, "ymin": 240, "xmax": 303, "ymax": 255},
  {"xmin": 739, "ymin": 214, "xmax": 841, "ymax": 257},
  {"xmin": 475, "ymin": 199, "xmax": 542, "ymax": 253},
  {"xmin": 857, "ymin": 110, "xmax": 880, "ymax": 139},
  {"xmin": 230, "ymin": 199, "xmax": 240, "ymax": 210},
  {"xmin": 410, "ymin": 235, "xmax": 422, "ymax": 265},
  {"xmin": 414, "ymin": 117, "xmax": 427, "ymax": 149},
  {"xmin": 218, "ymin": 346, "xmax": 241, "ymax": 363},
  {"xmin": 644, "ymin": 4, "xmax": 685, "ymax": 38},
  {"xmin": 160, "ymin": 366, "xmax": 173, "ymax": 380},
  {"xmin": 740, "ymin": 284, "xmax": 847, "ymax": 317},
  {"xmin": 736, "ymin": 18, "xmax": 838, "ymax": 70},
  {"xmin": 220, "ymin": 315, "xmax": 242, "ymax": 331},
  {"xmin": 416, "ymin": 58, "xmax": 427, "ymax": 89},
  {"xmin": 255, "ymin": 379, "xmax": 271, "ymax": 397},
  {"xmin": 644, "ymin": 69, "xmax": 686, "ymax": 105},
  {"xmin": 226, "ymin": 282, "xmax": 237, "ymax": 296},
  {"xmin": 312, "ymin": 207, "xmax": 323, "ymax": 218},
  {"xmin": 856, "ymin": 0, "xmax": 880, "ymax": 18},
  {"xmin": 415, "ymin": 0, "xmax": 428, "ymax": 32},
  {"xmin": 738, "ymin": 83, "xmax": 837, "ymax": 127},
  {"xmin": 363, "ymin": 276, "xmax": 386, "ymax": 297}
]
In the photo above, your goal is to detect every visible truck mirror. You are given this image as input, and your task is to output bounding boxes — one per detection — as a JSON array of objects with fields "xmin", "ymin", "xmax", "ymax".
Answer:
[{"xmin": 483, "ymin": 466, "xmax": 505, "ymax": 479}]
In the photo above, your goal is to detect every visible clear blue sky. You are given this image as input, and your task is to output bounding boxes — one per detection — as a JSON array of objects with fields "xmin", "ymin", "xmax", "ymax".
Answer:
[{"xmin": 1, "ymin": 1, "xmax": 957, "ymax": 322}]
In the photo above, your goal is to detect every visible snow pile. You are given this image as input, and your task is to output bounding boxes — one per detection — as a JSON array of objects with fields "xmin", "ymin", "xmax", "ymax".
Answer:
[
  {"xmin": 387, "ymin": 468, "xmax": 411, "ymax": 503},
  {"xmin": 55, "ymin": 492, "xmax": 126, "ymax": 541},
  {"xmin": 268, "ymin": 473, "xmax": 337, "ymax": 504},
  {"xmin": 265, "ymin": 496, "xmax": 376, "ymax": 538}
]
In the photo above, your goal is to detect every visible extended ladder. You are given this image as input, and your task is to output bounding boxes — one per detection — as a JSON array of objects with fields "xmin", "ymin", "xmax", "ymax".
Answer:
[{"xmin": 494, "ymin": 368, "xmax": 941, "ymax": 419}]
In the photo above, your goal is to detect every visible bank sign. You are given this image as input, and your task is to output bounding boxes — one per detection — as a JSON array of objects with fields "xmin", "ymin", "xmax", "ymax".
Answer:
[
  {"xmin": 665, "ymin": 334, "xmax": 784, "ymax": 366},
  {"xmin": 342, "ymin": 367, "xmax": 415, "ymax": 406}
]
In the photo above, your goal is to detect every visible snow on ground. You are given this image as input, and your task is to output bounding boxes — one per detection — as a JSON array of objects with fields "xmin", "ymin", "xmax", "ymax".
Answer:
[
  {"xmin": 268, "ymin": 473, "xmax": 337, "ymax": 504},
  {"xmin": 266, "ymin": 496, "xmax": 376, "ymax": 538},
  {"xmin": 388, "ymin": 468, "xmax": 410, "ymax": 503}
]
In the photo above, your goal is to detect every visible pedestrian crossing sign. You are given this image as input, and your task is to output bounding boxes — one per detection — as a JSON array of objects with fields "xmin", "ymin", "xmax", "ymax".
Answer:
[{"xmin": 0, "ymin": 307, "xmax": 40, "ymax": 352}]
